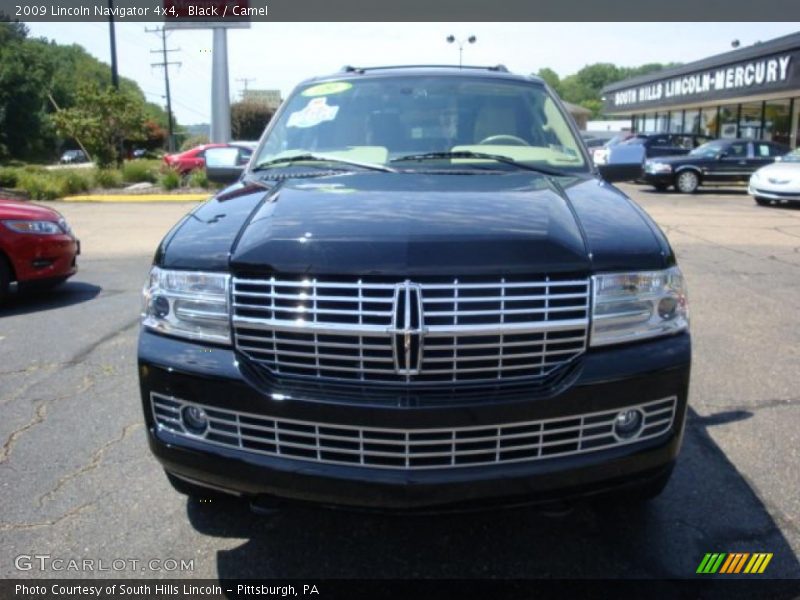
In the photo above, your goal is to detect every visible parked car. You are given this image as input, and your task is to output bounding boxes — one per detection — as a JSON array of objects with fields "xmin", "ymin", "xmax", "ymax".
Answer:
[
  {"xmin": 139, "ymin": 65, "xmax": 690, "ymax": 512},
  {"xmin": 643, "ymin": 139, "xmax": 789, "ymax": 193},
  {"xmin": 164, "ymin": 142, "xmax": 257, "ymax": 175},
  {"xmin": 620, "ymin": 133, "xmax": 714, "ymax": 159},
  {"xmin": 163, "ymin": 143, "xmax": 226, "ymax": 175},
  {"xmin": 0, "ymin": 198, "xmax": 80, "ymax": 301},
  {"xmin": 59, "ymin": 149, "xmax": 88, "ymax": 164},
  {"xmin": 749, "ymin": 148, "xmax": 800, "ymax": 206}
]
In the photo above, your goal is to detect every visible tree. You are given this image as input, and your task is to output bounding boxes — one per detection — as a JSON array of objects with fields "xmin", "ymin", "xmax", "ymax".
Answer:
[
  {"xmin": 52, "ymin": 83, "xmax": 147, "ymax": 167},
  {"xmin": 231, "ymin": 101, "xmax": 274, "ymax": 140}
]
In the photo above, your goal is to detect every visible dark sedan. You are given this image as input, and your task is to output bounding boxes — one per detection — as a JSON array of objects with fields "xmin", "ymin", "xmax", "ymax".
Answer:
[{"xmin": 643, "ymin": 139, "xmax": 789, "ymax": 193}]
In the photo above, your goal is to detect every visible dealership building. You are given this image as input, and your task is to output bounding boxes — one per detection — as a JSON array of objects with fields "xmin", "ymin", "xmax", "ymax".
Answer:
[{"xmin": 602, "ymin": 31, "xmax": 800, "ymax": 148}]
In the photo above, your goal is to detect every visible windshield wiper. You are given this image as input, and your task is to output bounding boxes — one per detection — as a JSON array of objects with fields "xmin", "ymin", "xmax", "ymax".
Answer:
[
  {"xmin": 252, "ymin": 153, "xmax": 396, "ymax": 173},
  {"xmin": 389, "ymin": 151, "xmax": 569, "ymax": 177}
]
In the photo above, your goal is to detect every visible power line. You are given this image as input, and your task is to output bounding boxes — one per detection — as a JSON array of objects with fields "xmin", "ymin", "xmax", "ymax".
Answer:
[{"xmin": 145, "ymin": 26, "xmax": 181, "ymax": 152}]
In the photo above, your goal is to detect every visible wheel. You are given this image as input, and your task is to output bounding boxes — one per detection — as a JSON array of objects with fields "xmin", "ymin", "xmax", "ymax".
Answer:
[
  {"xmin": 675, "ymin": 170, "xmax": 700, "ymax": 194},
  {"xmin": 478, "ymin": 134, "xmax": 530, "ymax": 146},
  {"xmin": 754, "ymin": 196, "xmax": 772, "ymax": 206},
  {"xmin": 652, "ymin": 183, "xmax": 670, "ymax": 192},
  {"xmin": 0, "ymin": 257, "xmax": 11, "ymax": 303}
]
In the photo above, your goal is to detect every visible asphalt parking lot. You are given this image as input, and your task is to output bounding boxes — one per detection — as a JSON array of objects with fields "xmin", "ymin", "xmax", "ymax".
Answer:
[{"xmin": 1, "ymin": 184, "xmax": 799, "ymax": 580}]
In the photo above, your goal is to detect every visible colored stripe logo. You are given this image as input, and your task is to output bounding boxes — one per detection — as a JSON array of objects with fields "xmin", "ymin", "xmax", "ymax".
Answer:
[{"xmin": 696, "ymin": 552, "xmax": 773, "ymax": 574}]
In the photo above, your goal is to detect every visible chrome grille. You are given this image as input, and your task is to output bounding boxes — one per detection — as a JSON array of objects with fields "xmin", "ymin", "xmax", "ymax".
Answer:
[
  {"xmin": 232, "ymin": 275, "xmax": 590, "ymax": 384},
  {"xmin": 152, "ymin": 393, "xmax": 677, "ymax": 470}
]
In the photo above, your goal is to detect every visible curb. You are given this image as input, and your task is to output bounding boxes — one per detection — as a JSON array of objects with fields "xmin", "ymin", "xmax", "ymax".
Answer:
[{"xmin": 62, "ymin": 193, "xmax": 210, "ymax": 203}]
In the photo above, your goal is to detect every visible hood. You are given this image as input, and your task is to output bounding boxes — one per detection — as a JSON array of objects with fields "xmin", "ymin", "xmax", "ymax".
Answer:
[
  {"xmin": 229, "ymin": 173, "xmax": 591, "ymax": 276},
  {"xmin": 754, "ymin": 161, "xmax": 800, "ymax": 180},
  {"xmin": 0, "ymin": 198, "xmax": 61, "ymax": 221},
  {"xmin": 160, "ymin": 173, "xmax": 671, "ymax": 275}
]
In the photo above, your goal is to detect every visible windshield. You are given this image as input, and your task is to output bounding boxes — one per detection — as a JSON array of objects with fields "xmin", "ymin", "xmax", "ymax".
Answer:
[
  {"xmin": 689, "ymin": 141, "xmax": 726, "ymax": 158},
  {"xmin": 254, "ymin": 76, "xmax": 587, "ymax": 172},
  {"xmin": 782, "ymin": 148, "xmax": 800, "ymax": 162}
]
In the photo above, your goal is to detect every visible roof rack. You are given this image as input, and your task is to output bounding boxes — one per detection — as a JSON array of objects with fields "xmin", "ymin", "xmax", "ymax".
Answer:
[{"xmin": 340, "ymin": 64, "xmax": 510, "ymax": 74}]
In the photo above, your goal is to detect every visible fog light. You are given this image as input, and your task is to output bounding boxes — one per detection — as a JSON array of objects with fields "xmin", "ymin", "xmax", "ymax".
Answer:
[
  {"xmin": 614, "ymin": 409, "xmax": 644, "ymax": 439},
  {"xmin": 181, "ymin": 405, "xmax": 208, "ymax": 435},
  {"xmin": 657, "ymin": 296, "xmax": 677, "ymax": 320},
  {"xmin": 153, "ymin": 295, "xmax": 170, "ymax": 318}
]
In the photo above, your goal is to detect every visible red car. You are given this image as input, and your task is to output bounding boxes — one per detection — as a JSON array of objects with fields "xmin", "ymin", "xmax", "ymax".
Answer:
[
  {"xmin": 163, "ymin": 143, "xmax": 226, "ymax": 175},
  {"xmin": 0, "ymin": 198, "xmax": 80, "ymax": 300},
  {"xmin": 163, "ymin": 142, "xmax": 257, "ymax": 175}
]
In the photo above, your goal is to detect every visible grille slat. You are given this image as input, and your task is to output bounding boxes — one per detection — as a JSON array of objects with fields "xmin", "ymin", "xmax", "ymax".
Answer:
[
  {"xmin": 232, "ymin": 275, "xmax": 589, "ymax": 385},
  {"xmin": 152, "ymin": 393, "xmax": 677, "ymax": 470}
]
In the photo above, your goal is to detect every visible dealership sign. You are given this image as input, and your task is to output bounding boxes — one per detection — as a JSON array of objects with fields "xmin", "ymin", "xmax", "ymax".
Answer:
[{"xmin": 605, "ymin": 51, "xmax": 800, "ymax": 112}]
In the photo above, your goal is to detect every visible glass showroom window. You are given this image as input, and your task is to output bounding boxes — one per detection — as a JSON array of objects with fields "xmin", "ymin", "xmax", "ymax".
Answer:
[
  {"xmin": 764, "ymin": 99, "xmax": 792, "ymax": 145},
  {"xmin": 719, "ymin": 104, "xmax": 739, "ymax": 139},
  {"xmin": 644, "ymin": 113, "xmax": 657, "ymax": 132},
  {"xmin": 738, "ymin": 102, "xmax": 763, "ymax": 139},
  {"xmin": 655, "ymin": 113, "xmax": 669, "ymax": 132},
  {"xmin": 696, "ymin": 107, "xmax": 718, "ymax": 137},
  {"xmin": 669, "ymin": 110, "xmax": 684, "ymax": 133}
]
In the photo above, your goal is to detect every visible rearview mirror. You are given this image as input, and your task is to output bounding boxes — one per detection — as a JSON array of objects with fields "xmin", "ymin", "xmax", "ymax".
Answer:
[{"xmin": 205, "ymin": 147, "xmax": 244, "ymax": 184}]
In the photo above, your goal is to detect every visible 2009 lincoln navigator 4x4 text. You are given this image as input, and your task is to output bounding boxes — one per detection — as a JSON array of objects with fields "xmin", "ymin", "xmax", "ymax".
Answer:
[{"xmin": 138, "ymin": 65, "xmax": 690, "ymax": 511}]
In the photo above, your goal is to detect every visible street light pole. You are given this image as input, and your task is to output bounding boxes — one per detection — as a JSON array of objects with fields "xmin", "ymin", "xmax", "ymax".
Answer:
[{"xmin": 446, "ymin": 35, "xmax": 477, "ymax": 68}]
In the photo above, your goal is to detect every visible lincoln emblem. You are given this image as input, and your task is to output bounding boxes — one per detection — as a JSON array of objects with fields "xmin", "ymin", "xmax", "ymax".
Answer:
[{"xmin": 390, "ymin": 281, "xmax": 424, "ymax": 376}]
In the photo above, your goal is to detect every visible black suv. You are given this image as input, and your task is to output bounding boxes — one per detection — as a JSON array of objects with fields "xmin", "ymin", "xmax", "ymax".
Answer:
[
  {"xmin": 643, "ymin": 139, "xmax": 789, "ymax": 193},
  {"xmin": 621, "ymin": 133, "xmax": 713, "ymax": 159},
  {"xmin": 139, "ymin": 66, "xmax": 691, "ymax": 511}
]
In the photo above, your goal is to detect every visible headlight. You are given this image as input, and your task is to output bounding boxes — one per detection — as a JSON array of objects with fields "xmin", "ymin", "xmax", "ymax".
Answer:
[
  {"xmin": 141, "ymin": 267, "xmax": 231, "ymax": 344},
  {"xmin": 591, "ymin": 267, "xmax": 688, "ymax": 347},
  {"xmin": 645, "ymin": 161, "xmax": 672, "ymax": 173},
  {"xmin": 749, "ymin": 171, "xmax": 760, "ymax": 182},
  {"xmin": 2, "ymin": 220, "xmax": 63, "ymax": 234}
]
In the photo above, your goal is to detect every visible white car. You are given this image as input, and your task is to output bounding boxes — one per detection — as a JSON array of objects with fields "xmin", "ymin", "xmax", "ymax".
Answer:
[{"xmin": 749, "ymin": 149, "xmax": 800, "ymax": 206}]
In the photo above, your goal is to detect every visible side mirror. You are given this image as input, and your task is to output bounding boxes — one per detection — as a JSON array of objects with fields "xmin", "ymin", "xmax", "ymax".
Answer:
[
  {"xmin": 596, "ymin": 143, "xmax": 645, "ymax": 182},
  {"xmin": 205, "ymin": 147, "xmax": 244, "ymax": 184}
]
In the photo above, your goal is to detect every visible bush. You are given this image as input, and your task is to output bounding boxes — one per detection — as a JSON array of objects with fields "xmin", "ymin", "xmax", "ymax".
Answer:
[
  {"xmin": 159, "ymin": 168, "xmax": 181, "ymax": 191},
  {"xmin": 122, "ymin": 160, "xmax": 158, "ymax": 184},
  {"xmin": 16, "ymin": 172, "xmax": 62, "ymax": 201},
  {"xmin": 0, "ymin": 167, "xmax": 19, "ymax": 188},
  {"xmin": 187, "ymin": 169, "xmax": 209, "ymax": 189},
  {"xmin": 93, "ymin": 168, "xmax": 123, "ymax": 189},
  {"xmin": 57, "ymin": 170, "xmax": 92, "ymax": 195}
]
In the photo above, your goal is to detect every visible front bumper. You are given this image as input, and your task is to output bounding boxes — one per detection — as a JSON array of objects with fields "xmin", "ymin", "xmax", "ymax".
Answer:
[
  {"xmin": 139, "ymin": 330, "xmax": 691, "ymax": 510},
  {"xmin": 643, "ymin": 172, "xmax": 673, "ymax": 187},
  {"xmin": 749, "ymin": 184, "xmax": 800, "ymax": 202},
  {"xmin": 7, "ymin": 233, "xmax": 79, "ymax": 284}
]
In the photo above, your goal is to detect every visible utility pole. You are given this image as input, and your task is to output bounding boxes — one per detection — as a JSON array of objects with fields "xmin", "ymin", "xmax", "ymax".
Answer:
[
  {"xmin": 236, "ymin": 77, "xmax": 256, "ymax": 99},
  {"xmin": 108, "ymin": 0, "xmax": 119, "ymax": 89},
  {"xmin": 146, "ymin": 26, "xmax": 181, "ymax": 152}
]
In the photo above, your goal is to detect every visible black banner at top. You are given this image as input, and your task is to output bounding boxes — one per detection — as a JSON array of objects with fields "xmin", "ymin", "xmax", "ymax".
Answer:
[{"xmin": 1, "ymin": 0, "xmax": 800, "ymax": 22}]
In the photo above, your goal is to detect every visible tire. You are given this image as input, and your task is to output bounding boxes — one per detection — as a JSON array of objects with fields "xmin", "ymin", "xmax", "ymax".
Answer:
[
  {"xmin": 754, "ymin": 196, "xmax": 772, "ymax": 207},
  {"xmin": 675, "ymin": 170, "xmax": 700, "ymax": 194},
  {"xmin": 0, "ymin": 257, "xmax": 11, "ymax": 303}
]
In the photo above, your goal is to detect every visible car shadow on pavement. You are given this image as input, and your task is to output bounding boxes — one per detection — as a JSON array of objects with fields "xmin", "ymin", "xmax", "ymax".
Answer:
[
  {"xmin": 185, "ymin": 407, "xmax": 799, "ymax": 582},
  {"xmin": 1, "ymin": 281, "xmax": 101, "ymax": 316}
]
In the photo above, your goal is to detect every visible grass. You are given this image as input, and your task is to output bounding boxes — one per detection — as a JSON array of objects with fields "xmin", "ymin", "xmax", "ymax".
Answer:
[{"xmin": 0, "ymin": 158, "xmax": 216, "ymax": 199}]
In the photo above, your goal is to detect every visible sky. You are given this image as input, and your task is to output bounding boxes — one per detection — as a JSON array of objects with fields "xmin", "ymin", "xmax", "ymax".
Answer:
[{"xmin": 25, "ymin": 22, "xmax": 800, "ymax": 125}]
